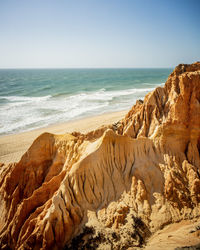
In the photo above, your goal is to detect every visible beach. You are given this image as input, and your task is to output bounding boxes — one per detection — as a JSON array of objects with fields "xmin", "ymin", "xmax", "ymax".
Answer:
[{"xmin": 0, "ymin": 110, "xmax": 127, "ymax": 164}]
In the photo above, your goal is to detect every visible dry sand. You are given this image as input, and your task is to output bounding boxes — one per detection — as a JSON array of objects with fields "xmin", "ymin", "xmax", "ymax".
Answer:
[
  {"xmin": 0, "ymin": 110, "xmax": 127, "ymax": 164},
  {"xmin": 143, "ymin": 218, "xmax": 200, "ymax": 250}
]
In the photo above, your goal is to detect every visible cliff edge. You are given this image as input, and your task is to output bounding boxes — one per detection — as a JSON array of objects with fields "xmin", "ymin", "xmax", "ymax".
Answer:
[{"xmin": 0, "ymin": 62, "xmax": 200, "ymax": 249}]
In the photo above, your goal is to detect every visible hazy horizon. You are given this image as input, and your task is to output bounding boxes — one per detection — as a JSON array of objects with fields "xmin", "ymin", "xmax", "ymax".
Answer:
[
  {"xmin": 0, "ymin": 0, "xmax": 199, "ymax": 68},
  {"xmin": 0, "ymin": 66, "xmax": 174, "ymax": 69}
]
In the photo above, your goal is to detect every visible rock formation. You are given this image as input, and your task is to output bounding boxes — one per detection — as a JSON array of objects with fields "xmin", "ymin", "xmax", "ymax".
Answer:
[{"xmin": 0, "ymin": 62, "xmax": 200, "ymax": 249}]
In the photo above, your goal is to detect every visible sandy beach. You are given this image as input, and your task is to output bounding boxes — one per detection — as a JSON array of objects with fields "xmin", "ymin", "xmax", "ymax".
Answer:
[{"xmin": 0, "ymin": 110, "xmax": 127, "ymax": 164}]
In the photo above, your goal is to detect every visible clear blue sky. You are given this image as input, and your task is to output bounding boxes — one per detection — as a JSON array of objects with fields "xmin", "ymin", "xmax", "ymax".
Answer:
[{"xmin": 0, "ymin": 0, "xmax": 199, "ymax": 68}]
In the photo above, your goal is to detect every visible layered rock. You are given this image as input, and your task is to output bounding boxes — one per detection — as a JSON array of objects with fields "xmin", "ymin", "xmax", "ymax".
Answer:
[{"xmin": 0, "ymin": 62, "xmax": 200, "ymax": 249}]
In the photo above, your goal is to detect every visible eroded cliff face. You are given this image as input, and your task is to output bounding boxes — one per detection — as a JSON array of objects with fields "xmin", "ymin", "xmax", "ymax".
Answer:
[{"xmin": 0, "ymin": 63, "xmax": 200, "ymax": 249}]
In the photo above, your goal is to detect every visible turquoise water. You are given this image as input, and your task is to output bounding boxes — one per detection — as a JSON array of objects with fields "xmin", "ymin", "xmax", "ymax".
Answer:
[{"xmin": 0, "ymin": 68, "xmax": 172, "ymax": 135}]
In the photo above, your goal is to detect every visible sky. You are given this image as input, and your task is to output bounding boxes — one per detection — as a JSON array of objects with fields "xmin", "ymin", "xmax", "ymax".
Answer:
[{"xmin": 0, "ymin": 0, "xmax": 199, "ymax": 68}]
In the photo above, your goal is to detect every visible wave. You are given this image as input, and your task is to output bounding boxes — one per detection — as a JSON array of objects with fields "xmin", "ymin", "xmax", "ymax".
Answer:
[
  {"xmin": 0, "ymin": 84, "xmax": 162, "ymax": 135},
  {"xmin": 65, "ymin": 87, "xmax": 155, "ymax": 103},
  {"xmin": 0, "ymin": 95, "xmax": 52, "ymax": 102},
  {"xmin": 0, "ymin": 99, "xmax": 110, "ymax": 135}
]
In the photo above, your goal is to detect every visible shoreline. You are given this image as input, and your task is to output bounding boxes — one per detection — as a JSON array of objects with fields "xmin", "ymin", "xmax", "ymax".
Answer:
[{"xmin": 0, "ymin": 110, "xmax": 128, "ymax": 164}]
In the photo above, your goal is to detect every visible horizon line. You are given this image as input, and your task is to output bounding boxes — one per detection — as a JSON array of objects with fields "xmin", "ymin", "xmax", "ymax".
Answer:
[{"xmin": 0, "ymin": 66, "xmax": 174, "ymax": 70}]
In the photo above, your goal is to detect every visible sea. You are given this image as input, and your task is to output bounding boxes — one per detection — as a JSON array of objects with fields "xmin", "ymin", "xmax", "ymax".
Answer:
[{"xmin": 0, "ymin": 68, "xmax": 172, "ymax": 136}]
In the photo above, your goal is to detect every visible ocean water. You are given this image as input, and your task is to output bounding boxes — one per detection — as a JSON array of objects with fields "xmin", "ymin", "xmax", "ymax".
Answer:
[{"xmin": 0, "ymin": 68, "xmax": 172, "ymax": 135}]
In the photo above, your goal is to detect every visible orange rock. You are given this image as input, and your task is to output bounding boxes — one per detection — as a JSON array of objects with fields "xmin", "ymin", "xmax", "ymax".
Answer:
[{"xmin": 0, "ymin": 62, "xmax": 200, "ymax": 249}]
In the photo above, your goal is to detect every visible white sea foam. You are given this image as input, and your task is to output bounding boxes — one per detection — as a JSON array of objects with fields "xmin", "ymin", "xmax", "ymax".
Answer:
[
  {"xmin": 0, "ymin": 95, "xmax": 51, "ymax": 102},
  {"xmin": 67, "ymin": 87, "xmax": 155, "ymax": 102},
  {"xmin": 0, "ymin": 85, "xmax": 161, "ymax": 135}
]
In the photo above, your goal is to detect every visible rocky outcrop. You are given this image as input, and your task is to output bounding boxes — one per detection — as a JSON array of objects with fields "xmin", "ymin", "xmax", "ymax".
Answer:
[{"xmin": 0, "ymin": 62, "xmax": 200, "ymax": 249}]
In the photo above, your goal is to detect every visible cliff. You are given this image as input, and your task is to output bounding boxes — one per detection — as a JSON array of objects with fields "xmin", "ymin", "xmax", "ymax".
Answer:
[{"xmin": 0, "ymin": 62, "xmax": 200, "ymax": 249}]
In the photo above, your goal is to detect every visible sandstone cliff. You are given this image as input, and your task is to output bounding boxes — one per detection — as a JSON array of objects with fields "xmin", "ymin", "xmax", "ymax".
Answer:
[{"xmin": 0, "ymin": 62, "xmax": 200, "ymax": 249}]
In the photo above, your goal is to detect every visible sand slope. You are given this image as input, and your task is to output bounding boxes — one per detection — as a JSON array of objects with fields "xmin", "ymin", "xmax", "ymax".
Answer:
[{"xmin": 0, "ymin": 110, "xmax": 127, "ymax": 164}]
